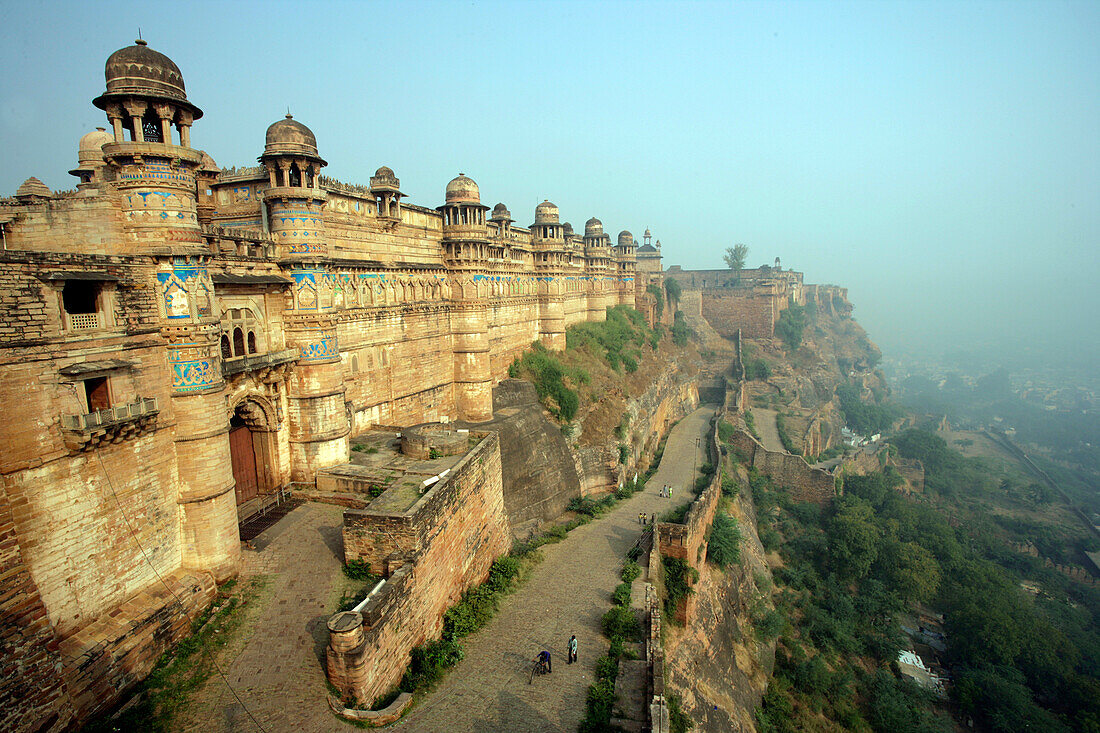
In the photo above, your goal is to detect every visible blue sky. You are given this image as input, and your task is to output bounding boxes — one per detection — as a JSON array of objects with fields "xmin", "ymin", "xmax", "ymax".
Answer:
[{"xmin": 2, "ymin": 0, "xmax": 1097, "ymax": 366}]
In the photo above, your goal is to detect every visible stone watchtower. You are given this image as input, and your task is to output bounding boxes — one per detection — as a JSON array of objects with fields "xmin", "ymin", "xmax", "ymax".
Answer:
[
  {"xmin": 583, "ymin": 217, "xmax": 612, "ymax": 321},
  {"xmin": 93, "ymin": 40, "xmax": 240, "ymax": 579},
  {"xmin": 260, "ymin": 116, "xmax": 350, "ymax": 477},
  {"xmin": 439, "ymin": 175, "xmax": 493, "ymax": 422},
  {"xmin": 531, "ymin": 200, "xmax": 568, "ymax": 349},
  {"xmin": 614, "ymin": 230, "xmax": 637, "ymax": 306}
]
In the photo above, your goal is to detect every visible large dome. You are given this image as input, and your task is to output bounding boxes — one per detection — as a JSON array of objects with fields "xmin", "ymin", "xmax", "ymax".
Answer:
[
  {"xmin": 94, "ymin": 40, "xmax": 201, "ymax": 119},
  {"xmin": 617, "ymin": 230, "xmax": 634, "ymax": 247},
  {"xmin": 445, "ymin": 173, "xmax": 480, "ymax": 204},
  {"xmin": 262, "ymin": 114, "xmax": 324, "ymax": 161},
  {"xmin": 534, "ymin": 199, "xmax": 560, "ymax": 224},
  {"xmin": 585, "ymin": 217, "xmax": 603, "ymax": 237}
]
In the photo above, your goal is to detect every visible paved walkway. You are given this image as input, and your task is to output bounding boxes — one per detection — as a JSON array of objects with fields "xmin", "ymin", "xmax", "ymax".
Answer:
[
  {"xmin": 750, "ymin": 407, "xmax": 785, "ymax": 453},
  {"xmin": 175, "ymin": 501, "xmax": 347, "ymax": 733},
  {"xmin": 175, "ymin": 406, "xmax": 715, "ymax": 732},
  {"xmin": 395, "ymin": 405, "xmax": 715, "ymax": 733}
]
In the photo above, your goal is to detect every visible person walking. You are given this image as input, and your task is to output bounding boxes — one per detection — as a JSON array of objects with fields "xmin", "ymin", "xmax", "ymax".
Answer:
[{"xmin": 568, "ymin": 635, "xmax": 578, "ymax": 664}]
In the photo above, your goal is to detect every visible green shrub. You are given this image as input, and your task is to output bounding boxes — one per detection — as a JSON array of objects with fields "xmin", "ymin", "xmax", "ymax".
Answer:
[
  {"xmin": 672, "ymin": 311, "xmax": 691, "ymax": 347},
  {"xmin": 775, "ymin": 303, "xmax": 809, "ymax": 349},
  {"xmin": 343, "ymin": 558, "xmax": 375, "ymax": 581},
  {"xmin": 612, "ymin": 582, "xmax": 632, "ymax": 607},
  {"xmin": 718, "ymin": 419, "xmax": 736, "ymax": 443},
  {"xmin": 509, "ymin": 344, "xmax": 579, "ymax": 421},
  {"xmin": 669, "ymin": 693, "xmax": 693, "ymax": 733},
  {"xmin": 744, "ymin": 410, "xmax": 760, "ymax": 439},
  {"xmin": 569, "ymin": 495, "xmax": 615, "ymax": 517},
  {"xmin": 486, "ymin": 555, "xmax": 520, "ymax": 594},
  {"xmin": 618, "ymin": 444, "xmax": 629, "ymax": 464},
  {"xmin": 400, "ymin": 638, "xmax": 463, "ymax": 691},
  {"xmin": 442, "ymin": 585, "xmax": 497, "ymax": 640},
  {"xmin": 621, "ymin": 560, "xmax": 641, "ymax": 584},
  {"xmin": 602, "ymin": 606, "xmax": 642, "ymax": 642},
  {"xmin": 662, "ymin": 555, "xmax": 698, "ymax": 618},
  {"xmin": 707, "ymin": 512, "xmax": 742, "ymax": 567},
  {"xmin": 722, "ymin": 472, "xmax": 741, "ymax": 498}
]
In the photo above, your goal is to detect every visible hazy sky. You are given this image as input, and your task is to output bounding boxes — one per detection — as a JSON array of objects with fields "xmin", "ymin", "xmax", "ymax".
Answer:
[{"xmin": 2, "ymin": 0, "xmax": 1097, "ymax": 366}]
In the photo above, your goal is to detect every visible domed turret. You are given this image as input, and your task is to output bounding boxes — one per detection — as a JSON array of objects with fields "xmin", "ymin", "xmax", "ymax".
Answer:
[
  {"xmin": 445, "ymin": 173, "xmax": 481, "ymax": 205},
  {"xmin": 490, "ymin": 202, "xmax": 512, "ymax": 223},
  {"xmin": 584, "ymin": 217, "xmax": 603, "ymax": 237},
  {"xmin": 370, "ymin": 166, "xmax": 404, "ymax": 219},
  {"xmin": 617, "ymin": 230, "xmax": 634, "ymax": 248},
  {"xmin": 262, "ymin": 114, "xmax": 325, "ymax": 164},
  {"xmin": 102, "ymin": 40, "xmax": 188, "ymax": 102},
  {"xmin": 78, "ymin": 128, "xmax": 114, "ymax": 163},
  {"xmin": 534, "ymin": 200, "xmax": 560, "ymax": 224},
  {"xmin": 562, "ymin": 222, "xmax": 574, "ymax": 236},
  {"xmin": 70, "ymin": 127, "xmax": 115, "ymax": 184},
  {"xmin": 93, "ymin": 39, "xmax": 202, "ymax": 145},
  {"xmin": 438, "ymin": 173, "xmax": 488, "ymax": 239}
]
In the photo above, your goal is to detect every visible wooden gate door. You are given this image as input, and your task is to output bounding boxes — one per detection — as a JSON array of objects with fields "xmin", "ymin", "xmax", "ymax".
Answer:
[{"xmin": 229, "ymin": 425, "xmax": 259, "ymax": 505}]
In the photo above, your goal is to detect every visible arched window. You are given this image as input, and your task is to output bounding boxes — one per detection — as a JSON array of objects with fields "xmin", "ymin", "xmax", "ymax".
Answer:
[
  {"xmin": 350, "ymin": 354, "xmax": 359, "ymax": 374},
  {"xmin": 289, "ymin": 164, "xmax": 302, "ymax": 188},
  {"xmin": 221, "ymin": 334, "xmax": 232, "ymax": 360},
  {"xmin": 247, "ymin": 331, "xmax": 257, "ymax": 354},
  {"xmin": 233, "ymin": 327, "xmax": 245, "ymax": 356}
]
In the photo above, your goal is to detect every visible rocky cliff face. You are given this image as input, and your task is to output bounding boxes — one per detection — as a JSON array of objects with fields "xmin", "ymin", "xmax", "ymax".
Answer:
[{"xmin": 744, "ymin": 308, "xmax": 887, "ymax": 456}]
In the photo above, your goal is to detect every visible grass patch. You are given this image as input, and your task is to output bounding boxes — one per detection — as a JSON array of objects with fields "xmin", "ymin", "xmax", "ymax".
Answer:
[{"xmin": 509, "ymin": 342, "xmax": 581, "ymax": 421}]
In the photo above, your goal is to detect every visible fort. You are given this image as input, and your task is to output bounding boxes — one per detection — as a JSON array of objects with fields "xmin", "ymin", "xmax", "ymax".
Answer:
[{"xmin": 0, "ymin": 40, "xmax": 842, "ymax": 731}]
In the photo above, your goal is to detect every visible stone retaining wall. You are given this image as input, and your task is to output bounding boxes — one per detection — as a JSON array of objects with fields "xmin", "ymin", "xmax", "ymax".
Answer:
[
  {"xmin": 729, "ymin": 429, "xmax": 835, "ymax": 504},
  {"xmin": 656, "ymin": 416, "xmax": 722, "ymax": 624},
  {"xmin": 328, "ymin": 431, "xmax": 511, "ymax": 705}
]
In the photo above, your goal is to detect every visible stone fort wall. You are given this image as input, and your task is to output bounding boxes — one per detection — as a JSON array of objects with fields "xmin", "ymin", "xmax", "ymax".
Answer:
[{"xmin": 330, "ymin": 431, "xmax": 511, "ymax": 704}]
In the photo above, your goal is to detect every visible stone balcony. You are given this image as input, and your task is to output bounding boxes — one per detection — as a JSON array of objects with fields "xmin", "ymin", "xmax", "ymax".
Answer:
[
  {"xmin": 61, "ymin": 397, "xmax": 159, "ymax": 453},
  {"xmin": 222, "ymin": 348, "xmax": 298, "ymax": 379}
]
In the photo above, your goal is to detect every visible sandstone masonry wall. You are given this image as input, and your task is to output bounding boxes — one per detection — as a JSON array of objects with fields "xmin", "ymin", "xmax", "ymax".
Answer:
[
  {"xmin": 330, "ymin": 431, "xmax": 511, "ymax": 703},
  {"xmin": 657, "ymin": 416, "xmax": 722, "ymax": 625},
  {"xmin": 729, "ymin": 429, "xmax": 836, "ymax": 504}
]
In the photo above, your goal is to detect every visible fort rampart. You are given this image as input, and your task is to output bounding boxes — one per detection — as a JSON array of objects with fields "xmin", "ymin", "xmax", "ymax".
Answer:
[{"xmin": 327, "ymin": 431, "xmax": 511, "ymax": 704}]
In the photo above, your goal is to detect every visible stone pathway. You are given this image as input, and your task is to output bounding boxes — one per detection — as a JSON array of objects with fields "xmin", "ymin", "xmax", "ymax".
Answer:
[
  {"xmin": 749, "ymin": 407, "xmax": 785, "ymax": 453},
  {"xmin": 175, "ymin": 405, "xmax": 715, "ymax": 732},
  {"xmin": 394, "ymin": 405, "xmax": 715, "ymax": 733},
  {"xmin": 175, "ymin": 502, "xmax": 347, "ymax": 733}
]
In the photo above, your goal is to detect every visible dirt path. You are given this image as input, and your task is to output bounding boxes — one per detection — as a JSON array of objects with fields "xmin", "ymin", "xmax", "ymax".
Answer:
[
  {"xmin": 750, "ymin": 408, "xmax": 785, "ymax": 453},
  {"xmin": 174, "ymin": 406, "xmax": 716, "ymax": 732}
]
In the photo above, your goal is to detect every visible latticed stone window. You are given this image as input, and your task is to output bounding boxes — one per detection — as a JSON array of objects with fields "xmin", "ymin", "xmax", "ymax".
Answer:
[
  {"xmin": 220, "ymin": 307, "xmax": 265, "ymax": 358},
  {"xmin": 61, "ymin": 279, "xmax": 113, "ymax": 331}
]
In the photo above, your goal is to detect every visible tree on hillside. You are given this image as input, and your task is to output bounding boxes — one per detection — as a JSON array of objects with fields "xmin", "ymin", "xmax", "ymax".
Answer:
[{"xmin": 723, "ymin": 244, "xmax": 749, "ymax": 272}]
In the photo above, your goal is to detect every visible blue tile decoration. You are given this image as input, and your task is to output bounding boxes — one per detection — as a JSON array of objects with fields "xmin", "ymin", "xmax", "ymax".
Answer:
[
  {"xmin": 300, "ymin": 336, "xmax": 338, "ymax": 362},
  {"xmin": 170, "ymin": 358, "xmax": 216, "ymax": 392}
]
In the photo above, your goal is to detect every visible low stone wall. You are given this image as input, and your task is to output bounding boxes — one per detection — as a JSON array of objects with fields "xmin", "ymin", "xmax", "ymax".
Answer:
[
  {"xmin": 729, "ymin": 429, "xmax": 836, "ymax": 504},
  {"xmin": 328, "ymin": 431, "xmax": 511, "ymax": 706}
]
